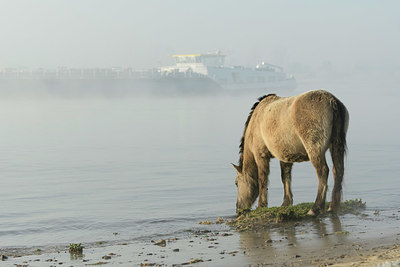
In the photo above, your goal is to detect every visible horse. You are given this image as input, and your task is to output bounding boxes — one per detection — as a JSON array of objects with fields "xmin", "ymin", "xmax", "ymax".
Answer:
[{"xmin": 233, "ymin": 90, "xmax": 349, "ymax": 216}]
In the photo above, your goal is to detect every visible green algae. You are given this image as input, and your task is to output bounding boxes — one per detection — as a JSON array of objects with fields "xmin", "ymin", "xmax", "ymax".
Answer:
[
  {"xmin": 229, "ymin": 199, "xmax": 366, "ymax": 231},
  {"xmin": 69, "ymin": 243, "xmax": 84, "ymax": 254},
  {"xmin": 339, "ymin": 198, "xmax": 366, "ymax": 214}
]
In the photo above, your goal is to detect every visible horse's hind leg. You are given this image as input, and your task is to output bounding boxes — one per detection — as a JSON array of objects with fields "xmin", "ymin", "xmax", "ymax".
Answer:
[
  {"xmin": 328, "ymin": 144, "xmax": 345, "ymax": 213},
  {"xmin": 280, "ymin": 161, "xmax": 293, "ymax": 206},
  {"xmin": 308, "ymin": 153, "xmax": 329, "ymax": 216}
]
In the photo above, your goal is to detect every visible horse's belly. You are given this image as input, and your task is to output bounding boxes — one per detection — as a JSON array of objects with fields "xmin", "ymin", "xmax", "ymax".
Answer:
[
  {"xmin": 278, "ymin": 150, "xmax": 309, "ymax": 163},
  {"xmin": 266, "ymin": 135, "xmax": 309, "ymax": 163}
]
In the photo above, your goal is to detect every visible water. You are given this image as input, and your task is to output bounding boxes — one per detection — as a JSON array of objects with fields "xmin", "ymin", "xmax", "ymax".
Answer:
[{"xmin": 0, "ymin": 81, "xmax": 399, "ymax": 249}]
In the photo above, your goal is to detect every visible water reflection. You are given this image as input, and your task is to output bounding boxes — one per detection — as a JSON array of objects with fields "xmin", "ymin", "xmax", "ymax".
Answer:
[
  {"xmin": 70, "ymin": 252, "xmax": 84, "ymax": 261},
  {"xmin": 238, "ymin": 215, "xmax": 346, "ymax": 264}
]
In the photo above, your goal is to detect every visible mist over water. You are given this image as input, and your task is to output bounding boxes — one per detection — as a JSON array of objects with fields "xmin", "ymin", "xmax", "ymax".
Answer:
[{"xmin": 0, "ymin": 74, "xmax": 399, "ymax": 248}]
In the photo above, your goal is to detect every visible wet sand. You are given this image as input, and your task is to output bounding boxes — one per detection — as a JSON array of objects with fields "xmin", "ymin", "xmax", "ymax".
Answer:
[{"xmin": 2, "ymin": 210, "xmax": 400, "ymax": 266}]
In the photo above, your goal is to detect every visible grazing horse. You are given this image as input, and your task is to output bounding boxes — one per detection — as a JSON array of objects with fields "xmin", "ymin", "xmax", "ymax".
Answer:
[{"xmin": 233, "ymin": 90, "xmax": 349, "ymax": 215}]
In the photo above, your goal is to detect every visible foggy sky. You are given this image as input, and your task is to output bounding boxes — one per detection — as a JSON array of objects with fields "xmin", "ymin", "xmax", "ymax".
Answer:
[{"xmin": 1, "ymin": 0, "xmax": 399, "ymax": 72}]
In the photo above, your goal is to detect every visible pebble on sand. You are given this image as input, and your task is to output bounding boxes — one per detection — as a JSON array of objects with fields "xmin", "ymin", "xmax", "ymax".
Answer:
[{"xmin": 154, "ymin": 239, "xmax": 167, "ymax": 247}]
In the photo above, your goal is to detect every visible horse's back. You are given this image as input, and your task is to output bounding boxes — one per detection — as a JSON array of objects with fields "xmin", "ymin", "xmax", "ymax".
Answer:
[{"xmin": 254, "ymin": 90, "xmax": 338, "ymax": 162}]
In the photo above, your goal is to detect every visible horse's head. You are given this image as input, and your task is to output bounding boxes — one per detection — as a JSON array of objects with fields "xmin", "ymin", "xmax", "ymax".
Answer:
[{"xmin": 232, "ymin": 164, "xmax": 258, "ymax": 214}]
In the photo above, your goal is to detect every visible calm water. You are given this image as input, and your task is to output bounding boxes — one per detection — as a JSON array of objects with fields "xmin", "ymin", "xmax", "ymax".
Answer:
[{"xmin": 0, "ymin": 82, "xmax": 399, "ymax": 249}]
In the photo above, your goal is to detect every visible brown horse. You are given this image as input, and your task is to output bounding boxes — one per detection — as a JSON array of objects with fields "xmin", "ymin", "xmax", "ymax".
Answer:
[{"xmin": 233, "ymin": 90, "xmax": 349, "ymax": 215}]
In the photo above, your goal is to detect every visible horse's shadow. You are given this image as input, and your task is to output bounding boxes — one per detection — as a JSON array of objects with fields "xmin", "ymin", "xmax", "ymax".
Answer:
[{"xmin": 238, "ymin": 214, "xmax": 346, "ymax": 262}]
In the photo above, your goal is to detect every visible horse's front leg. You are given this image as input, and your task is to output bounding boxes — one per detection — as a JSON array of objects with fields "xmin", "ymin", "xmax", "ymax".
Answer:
[
  {"xmin": 256, "ymin": 156, "xmax": 270, "ymax": 208},
  {"xmin": 280, "ymin": 161, "xmax": 293, "ymax": 206}
]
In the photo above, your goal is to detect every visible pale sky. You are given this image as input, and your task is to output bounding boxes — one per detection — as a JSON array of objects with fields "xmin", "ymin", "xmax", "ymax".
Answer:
[{"xmin": 0, "ymin": 0, "xmax": 399, "ymax": 72}]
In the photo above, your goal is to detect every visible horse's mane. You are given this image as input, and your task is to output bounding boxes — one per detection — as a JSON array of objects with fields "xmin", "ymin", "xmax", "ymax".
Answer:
[{"xmin": 238, "ymin": 94, "xmax": 276, "ymax": 168}]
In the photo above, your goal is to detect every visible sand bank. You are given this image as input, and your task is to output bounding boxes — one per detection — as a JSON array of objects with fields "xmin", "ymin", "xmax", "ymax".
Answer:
[{"xmin": 2, "ymin": 210, "xmax": 400, "ymax": 266}]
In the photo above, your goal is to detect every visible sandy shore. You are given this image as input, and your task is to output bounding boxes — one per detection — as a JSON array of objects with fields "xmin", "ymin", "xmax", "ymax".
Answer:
[{"xmin": 2, "ymin": 211, "xmax": 400, "ymax": 266}]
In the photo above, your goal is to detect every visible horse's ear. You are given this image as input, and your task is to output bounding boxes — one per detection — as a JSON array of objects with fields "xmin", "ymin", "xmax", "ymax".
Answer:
[{"xmin": 231, "ymin": 163, "xmax": 242, "ymax": 174}]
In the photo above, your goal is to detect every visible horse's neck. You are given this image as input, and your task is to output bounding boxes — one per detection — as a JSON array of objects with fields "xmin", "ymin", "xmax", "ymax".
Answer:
[{"xmin": 242, "ymin": 151, "xmax": 258, "ymax": 179}]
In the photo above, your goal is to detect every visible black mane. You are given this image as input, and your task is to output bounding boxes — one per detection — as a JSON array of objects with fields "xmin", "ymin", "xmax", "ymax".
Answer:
[{"xmin": 238, "ymin": 94, "xmax": 276, "ymax": 168}]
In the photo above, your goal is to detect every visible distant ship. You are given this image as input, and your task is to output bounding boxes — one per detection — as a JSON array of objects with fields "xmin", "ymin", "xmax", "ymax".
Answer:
[
  {"xmin": 160, "ymin": 51, "xmax": 296, "ymax": 92},
  {"xmin": 0, "ymin": 51, "xmax": 296, "ymax": 96}
]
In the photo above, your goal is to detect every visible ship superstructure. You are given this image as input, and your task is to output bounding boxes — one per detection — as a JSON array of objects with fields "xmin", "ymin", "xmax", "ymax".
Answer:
[{"xmin": 160, "ymin": 51, "xmax": 296, "ymax": 90}]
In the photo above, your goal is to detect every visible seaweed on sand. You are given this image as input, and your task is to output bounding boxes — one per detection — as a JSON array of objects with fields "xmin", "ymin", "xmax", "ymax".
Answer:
[
  {"xmin": 228, "ymin": 199, "xmax": 366, "ymax": 231},
  {"xmin": 69, "ymin": 243, "xmax": 84, "ymax": 254}
]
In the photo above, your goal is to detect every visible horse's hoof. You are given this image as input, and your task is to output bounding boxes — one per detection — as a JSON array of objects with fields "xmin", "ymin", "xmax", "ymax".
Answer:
[
  {"xmin": 236, "ymin": 208, "xmax": 251, "ymax": 216},
  {"xmin": 307, "ymin": 209, "xmax": 317, "ymax": 216}
]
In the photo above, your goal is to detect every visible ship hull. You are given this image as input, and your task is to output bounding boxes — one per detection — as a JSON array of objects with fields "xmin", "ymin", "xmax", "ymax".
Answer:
[
  {"xmin": 0, "ymin": 76, "xmax": 295, "ymax": 97},
  {"xmin": 0, "ymin": 77, "xmax": 222, "ymax": 97}
]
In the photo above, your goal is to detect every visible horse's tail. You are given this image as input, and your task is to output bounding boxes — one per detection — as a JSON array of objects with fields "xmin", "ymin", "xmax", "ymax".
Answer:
[
  {"xmin": 330, "ymin": 96, "xmax": 349, "ymax": 156},
  {"xmin": 329, "ymin": 95, "xmax": 349, "ymax": 211}
]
